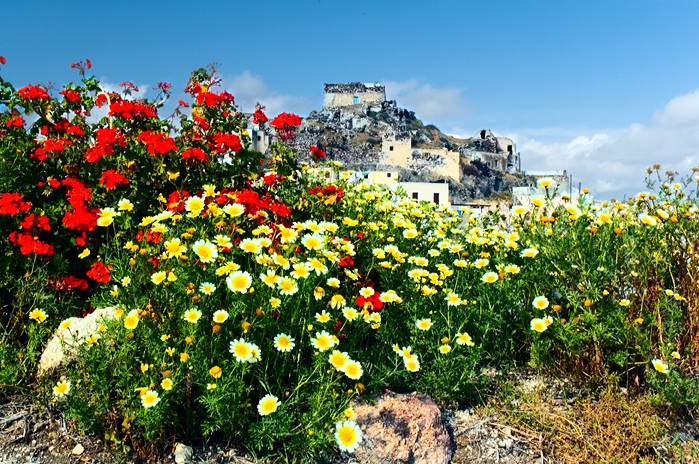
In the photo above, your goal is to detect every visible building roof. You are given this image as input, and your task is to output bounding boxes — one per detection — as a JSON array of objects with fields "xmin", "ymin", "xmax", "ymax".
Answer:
[{"xmin": 324, "ymin": 83, "xmax": 385, "ymax": 94}]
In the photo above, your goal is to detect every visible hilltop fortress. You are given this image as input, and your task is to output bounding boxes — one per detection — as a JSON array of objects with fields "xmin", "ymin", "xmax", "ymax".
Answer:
[
  {"xmin": 251, "ymin": 81, "xmax": 541, "ymax": 203},
  {"xmin": 319, "ymin": 82, "xmax": 521, "ymax": 181}
]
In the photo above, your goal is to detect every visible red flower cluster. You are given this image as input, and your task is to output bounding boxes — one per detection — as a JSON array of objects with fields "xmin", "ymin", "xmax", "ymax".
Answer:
[
  {"xmin": 193, "ymin": 116, "xmax": 209, "ymax": 129},
  {"xmin": 20, "ymin": 214, "xmax": 50, "ymax": 231},
  {"xmin": 62, "ymin": 276, "xmax": 88, "ymax": 291},
  {"xmin": 8, "ymin": 231, "xmax": 54, "ymax": 256},
  {"xmin": 60, "ymin": 89, "xmax": 81, "ymax": 102},
  {"xmin": 181, "ymin": 147, "xmax": 208, "ymax": 163},
  {"xmin": 44, "ymin": 138, "xmax": 73, "ymax": 152},
  {"xmin": 0, "ymin": 193, "xmax": 31, "ymax": 215},
  {"xmin": 5, "ymin": 116, "xmax": 23, "ymax": 128},
  {"xmin": 62, "ymin": 177, "xmax": 92, "ymax": 208},
  {"xmin": 137, "ymin": 131, "xmax": 177, "ymax": 155},
  {"xmin": 31, "ymin": 148, "xmax": 47, "ymax": 161},
  {"xmin": 356, "ymin": 291, "xmax": 384, "ymax": 311},
  {"xmin": 253, "ymin": 103, "xmax": 268, "ymax": 124},
  {"xmin": 108, "ymin": 98, "xmax": 157, "ymax": 119},
  {"xmin": 119, "ymin": 81, "xmax": 139, "ymax": 91},
  {"xmin": 195, "ymin": 91, "xmax": 235, "ymax": 107},
  {"xmin": 70, "ymin": 59, "xmax": 91, "ymax": 70},
  {"xmin": 94, "ymin": 92, "xmax": 116, "ymax": 107},
  {"xmin": 17, "ymin": 84, "xmax": 49, "ymax": 100},
  {"xmin": 0, "ymin": 56, "xmax": 5, "ymax": 65},
  {"xmin": 309, "ymin": 185, "xmax": 344, "ymax": 201},
  {"xmin": 270, "ymin": 112, "xmax": 302, "ymax": 129},
  {"xmin": 62, "ymin": 209, "xmax": 98, "ymax": 231},
  {"xmin": 86, "ymin": 261, "xmax": 111, "ymax": 283},
  {"xmin": 53, "ymin": 119, "xmax": 85, "ymax": 137},
  {"xmin": 233, "ymin": 189, "xmax": 291, "ymax": 218},
  {"xmin": 213, "ymin": 133, "xmax": 242, "ymax": 153},
  {"xmin": 99, "ymin": 170, "xmax": 129, "ymax": 190},
  {"xmin": 338, "ymin": 255, "xmax": 355, "ymax": 267},
  {"xmin": 309, "ymin": 146, "xmax": 326, "ymax": 158},
  {"xmin": 59, "ymin": 177, "xmax": 97, "ymax": 231},
  {"xmin": 84, "ymin": 128, "xmax": 126, "ymax": 163},
  {"xmin": 262, "ymin": 174, "xmax": 284, "ymax": 187}
]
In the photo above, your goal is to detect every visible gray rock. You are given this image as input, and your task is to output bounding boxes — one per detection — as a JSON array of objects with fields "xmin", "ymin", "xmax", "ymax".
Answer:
[{"xmin": 174, "ymin": 443, "xmax": 193, "ymax": 464}]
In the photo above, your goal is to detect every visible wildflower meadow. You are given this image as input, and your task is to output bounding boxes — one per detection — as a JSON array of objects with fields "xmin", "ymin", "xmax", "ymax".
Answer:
[{"xmin": 1, "ymin": 60, "xmax": 699, "ymax": 461}]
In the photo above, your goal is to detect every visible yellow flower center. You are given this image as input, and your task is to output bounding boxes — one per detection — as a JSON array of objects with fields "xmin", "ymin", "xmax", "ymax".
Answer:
[
  {"xmin": 278, "ymin": 337, "xmax": 290, "ymax": 348},
  {"xmin": 188, "ymin": 199, "xmax": 203, "ymax": 212},
  {"xmin": 338, "ymin": 427, "xmax": 356, "ymax": 446},
  {"xmin": 234, "ymin": 344, "xmax": 250, "ymax": 358},
  {"xmin": 232, "ymin": 276, "xmax": 249, "ymax": 290},
  {"xmin": 261, "ymin": 399, "xmax": 277, "ymax": 413},
  {"xmin": 143, "ymin": 393, "xmax": 157, "ymax": 405},
  {"xmin": 197, "ymin": 245, "xmax": 212, "ymax": 260},
  {"xmin": 346, "ymin": 364, "xmax": 359, "ymax": 377},
  {"xmin": 331, "ymin": 353, "xmax": 347, "ymax": 368},
  {"xmin": 316, "ymin": 336, "xmax": 330, "ymax": 349}
]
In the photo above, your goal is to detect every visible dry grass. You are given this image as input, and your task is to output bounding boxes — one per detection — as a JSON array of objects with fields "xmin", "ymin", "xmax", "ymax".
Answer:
[{"xmin": 488, "ymin": 382, "xmax": 699, "ymax": 464}]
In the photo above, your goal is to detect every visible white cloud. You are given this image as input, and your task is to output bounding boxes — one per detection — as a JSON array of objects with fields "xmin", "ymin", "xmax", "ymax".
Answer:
[
  {"xmin": 384, "ymin": 79, "xmax": 468, "ymax": 122},
  {"xmin": 222, "ymin": 71, "xmax": 316, "ymax": 117},
  {"xmin": 509, "ymin": 89, "xmax": 699, "ymax": 199}
]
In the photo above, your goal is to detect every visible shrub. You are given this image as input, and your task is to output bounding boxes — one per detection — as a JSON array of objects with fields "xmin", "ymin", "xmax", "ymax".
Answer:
[{"xmin": 0, "ymin": 63, "xmax": 269, "ymax": 381}]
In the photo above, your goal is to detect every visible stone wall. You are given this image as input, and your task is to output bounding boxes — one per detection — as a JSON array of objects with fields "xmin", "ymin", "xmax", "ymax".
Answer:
[{"xmin": 323, "ymin": 83, "xmax": 386, "ymax": 108}]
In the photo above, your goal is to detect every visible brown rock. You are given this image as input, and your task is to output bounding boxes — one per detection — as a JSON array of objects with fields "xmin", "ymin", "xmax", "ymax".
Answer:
[{"xmin": 351, "ymin": 391, "xmax": 452, "ymax": 464}]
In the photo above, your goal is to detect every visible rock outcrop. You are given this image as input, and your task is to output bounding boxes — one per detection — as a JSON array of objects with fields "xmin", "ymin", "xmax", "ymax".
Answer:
[
  {"xmin": 258, "ymin": 101, "xmax": 529, "ymax": 203},
  {"xmin": 350, "ymin": 391, "xmax": 452, "ymax": 464}
]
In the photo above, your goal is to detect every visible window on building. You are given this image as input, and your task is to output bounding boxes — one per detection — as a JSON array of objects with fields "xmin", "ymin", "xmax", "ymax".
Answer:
[
  {"xmin": 354, "ymin": 96, "xmax": 359, "ymax": 104},
  {"xmin": 386, "ymin": 172, "xmax": 392, "ymax": 178},
  {"xmin": 258, "ymin": 136, "xmax": 261, "ymax": 141},
  {"xmin": 433, "ymin": 193, "xmax": 440, "ymax": 204},
  {"xmin": 412, "ymin": 192, "xmax": 418, "ymax": 200},
  {"xmin": 480, "ymin": 130, "xmax": 486, "ymax": 139},
  {"xmin": 389, "ymin": 146, "xmax": 394, "ymax": 151},
  {"xmin": 507, "ymin": 145, "xmax": 512, "ymax": 154},
  {"xmin": 325, "ymin": 172, "xmax": 330, "ymax": 179}
]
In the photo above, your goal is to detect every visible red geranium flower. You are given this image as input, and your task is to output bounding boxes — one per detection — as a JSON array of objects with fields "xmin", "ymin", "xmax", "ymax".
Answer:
[
  {"xmin": 309, "ymin": 146, "xmax": 326, "ymax": 159},
  {"xmin": 137, "ymin": 131, "xmax": 177, "ymax": 155},
  {"xmin": 181, "ymin": 147, "xmax": 208, "ymax": 162},
  {"xmin": 99, "ymin": 170, "xmax": 129, "ymax": 190},
  {"xmin": 213, "ymin": 133, "xmax": 242, "ymax": 153},
  {"xmin": 62, "ymin": 276, "xmax": 89, "ymax": 291},
  {"xmin": 86, "ymin": 261, "xmax": 111, "ymax": 283},
  {"xmin": 17, "ymin": 84, "xmax": 49, "ymax": 100},
  {"xmin": 5, "ymin": 116, "xmax": 23, "ymax": 128},
  {"xmin": 0, "ymin": 193, "xmax": 31, "ymax": 216}
]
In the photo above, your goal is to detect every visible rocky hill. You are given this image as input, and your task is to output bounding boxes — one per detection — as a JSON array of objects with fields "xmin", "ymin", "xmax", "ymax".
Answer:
[{"xmin": 260, "ymin": 100, "xmax": 531, "ymax": 204}]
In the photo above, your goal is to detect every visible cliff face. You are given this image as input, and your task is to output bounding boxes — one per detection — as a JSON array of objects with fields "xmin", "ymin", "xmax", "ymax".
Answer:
[{"xmin": 265, "ymin": 101, "xmax": 529, "ymax": 203}]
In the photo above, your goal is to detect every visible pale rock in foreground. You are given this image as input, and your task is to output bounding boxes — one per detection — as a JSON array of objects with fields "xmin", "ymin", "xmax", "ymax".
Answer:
[
  {"xmin": 38, "ymin": 307, "xmax": 116, "ymax": 373},
  {"xmin": 174, "ymin": 443, "xmax": 193, "ymax": 464},
  {"xmin": 350, "ymin": 391, "xmax": 452, "ymax": 464}
]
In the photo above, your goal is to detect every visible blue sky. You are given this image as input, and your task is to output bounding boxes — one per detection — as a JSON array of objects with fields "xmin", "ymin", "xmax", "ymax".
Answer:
[{"xmin": 3, "ymin": 0, "xmax": 699, "ymax": 198}]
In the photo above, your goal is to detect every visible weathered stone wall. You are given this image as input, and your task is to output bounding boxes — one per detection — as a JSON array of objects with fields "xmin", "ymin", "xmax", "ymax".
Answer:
[
  {"xmin": 407, "ymin": 148, "xmax": 460, "ymax": 180},
  {"xmin": 380, "ymin": 137, "xmax": 412, "ymax": 166},
  {"xmin": 323, "ymin": 83, "xmax": 386, "ymax": 108}
]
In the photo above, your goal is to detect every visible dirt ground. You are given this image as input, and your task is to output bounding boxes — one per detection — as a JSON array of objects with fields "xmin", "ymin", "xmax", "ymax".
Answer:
[{"xmin": 2, "ymin": 372, "xmax": 698, "ymax": 464}]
